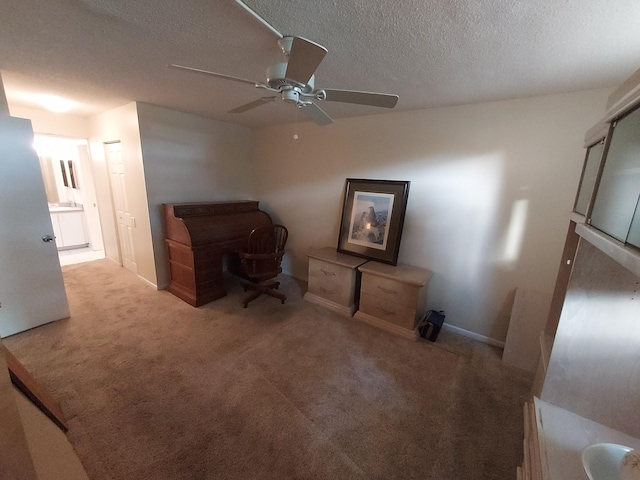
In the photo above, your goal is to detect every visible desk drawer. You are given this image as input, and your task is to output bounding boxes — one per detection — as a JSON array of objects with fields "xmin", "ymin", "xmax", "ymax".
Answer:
[
  {"xmin": 359, "ymin": 293, "xmax": 417, "ymax": 330},
  {"xmin": 361, "ymin": 274, "xmax": 418, "ymax": 307}
]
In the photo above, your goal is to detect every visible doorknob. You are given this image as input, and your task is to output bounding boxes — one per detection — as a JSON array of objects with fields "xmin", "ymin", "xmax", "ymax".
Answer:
[{"xmin": 42, "ymin": 235, "xmax": 55, "ymax": 243}]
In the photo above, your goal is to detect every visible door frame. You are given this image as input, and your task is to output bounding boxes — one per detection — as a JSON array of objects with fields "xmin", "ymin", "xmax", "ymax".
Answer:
[{"xmin": 104, "ymin": 140, "xmax": 137, "ymax": 273}]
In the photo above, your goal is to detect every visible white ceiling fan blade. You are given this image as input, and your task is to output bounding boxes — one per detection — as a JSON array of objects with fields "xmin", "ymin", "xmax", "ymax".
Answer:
[
  {"xmin": 234, "ymin": 0, "xmax": 283, "ymax": 39},
  {"xmin": 299, "ymin": 102, "xmax": 333, "ymax": 126},
  {"xmin": 228, "ymin": 97, "xmax": 276, "ymax": 114},
  {"xmin": 168, "ymin": 64, "xmax": 259, "ymax": 86},
  {"xmin": 318, "ymin": 89, "xmax": 399, "ymax": 108},
  {"xmin": 285, "ymin": 37, "xmax": 328, "ymax": 86}
]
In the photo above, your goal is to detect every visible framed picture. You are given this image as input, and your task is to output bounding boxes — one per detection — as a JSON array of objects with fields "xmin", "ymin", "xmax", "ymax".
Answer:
[{"xmin": 337, "ymin": 178, "xmax": 410, "ymax": 265}]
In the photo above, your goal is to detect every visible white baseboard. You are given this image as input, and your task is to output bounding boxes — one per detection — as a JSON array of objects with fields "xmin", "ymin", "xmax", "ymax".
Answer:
[
  {"xmin": 102, "ymin": 257, "xmax": 159, "ymax": 290},
  {"xmin": 137, "ymin": 274, "xmax": 158, "ymax": 290},
  {"xmin": 303, "ymin": 292, "xmax": 355, "ymax": 317},
  {"xmin": 441, "ymin": 323, "xmax": 505, "ymax": 349},
  {"xmin": 104, "ymin": 256, "xmax": 120, "ymax": 266},
  {"xmin": 353, "ymin": 310, "xmax": 419, "ymax": 341}
]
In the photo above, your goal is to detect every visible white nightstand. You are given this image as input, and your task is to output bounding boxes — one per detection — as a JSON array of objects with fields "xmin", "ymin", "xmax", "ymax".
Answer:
[
  {"xmin": 304, "ymin": 247, "xmax": 369, "ymax": 316},
  {"xmin": 354, "ymin": 261, "xmax": 433, "ymax": 340}
]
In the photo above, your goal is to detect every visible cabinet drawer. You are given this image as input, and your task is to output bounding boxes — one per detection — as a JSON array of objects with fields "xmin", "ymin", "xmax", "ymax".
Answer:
[
  {"xmin": 308, "ymin": 276, "xmax": 352, "ymax": 307},
  {"xmin": 361, "ymin": 274, "xmax": 418, "ymax": 307},
  {"xmin": 359, "ymin": 293, "xmax": 417, "ymax": 330}
]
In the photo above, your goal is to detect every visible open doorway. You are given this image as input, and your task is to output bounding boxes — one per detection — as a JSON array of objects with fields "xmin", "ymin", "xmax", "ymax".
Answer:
[{"xmin": 33, "ymin": 135, "xmax": 105, "ymax": 266}]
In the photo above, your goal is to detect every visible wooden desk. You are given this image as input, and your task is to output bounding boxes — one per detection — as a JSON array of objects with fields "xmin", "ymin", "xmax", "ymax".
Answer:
[{"xmin": 164, "ymin": 201, "xmax": 272, "ymax": 306}]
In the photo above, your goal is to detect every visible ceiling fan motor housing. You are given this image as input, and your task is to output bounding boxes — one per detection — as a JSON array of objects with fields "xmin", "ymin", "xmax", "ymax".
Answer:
[
  {"xmin": 267, "ymin": 62, "xmax": 314, "ymax": 91},
  {"xmin": 281, "ymin": 89, "xmax": 299, "ymax": 104}
]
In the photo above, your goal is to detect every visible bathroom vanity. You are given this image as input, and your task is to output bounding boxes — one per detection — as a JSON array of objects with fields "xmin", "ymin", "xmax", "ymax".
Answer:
[{"xmin": 49, "ymin": 204, "xmax": 88, "ymax": 250}]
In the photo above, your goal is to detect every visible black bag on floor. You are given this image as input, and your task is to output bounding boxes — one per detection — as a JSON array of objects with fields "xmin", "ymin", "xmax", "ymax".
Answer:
[{"xmin": 417, "ymin": 310, "xmax": 445, "ymax": 342}]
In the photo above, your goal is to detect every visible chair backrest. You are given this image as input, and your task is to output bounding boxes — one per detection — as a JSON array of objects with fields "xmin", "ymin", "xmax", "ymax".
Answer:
[
  {"xmin": 239, "ymin": 224, "xmax": 288, "ymax": 280},
  {"xmin": 246, "ymin": 224, "xmax": 288, "ymax": 255}
]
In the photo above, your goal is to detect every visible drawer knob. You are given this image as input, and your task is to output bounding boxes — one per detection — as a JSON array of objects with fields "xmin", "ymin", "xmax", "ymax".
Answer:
[
  {"xmin": 320, "ymin": 287, "xmax": 336, "ymax": 294},
  {"xmin": 321, "ymin": 269, "xmax": 336, "ymax": 276},
  {"xmin": 377, "ymin": 285, "xmax": 398, "ymax": 295}
]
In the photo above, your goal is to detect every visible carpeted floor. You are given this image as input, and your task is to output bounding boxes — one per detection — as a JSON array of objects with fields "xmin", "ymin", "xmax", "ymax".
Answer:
[{"xmin": 4, "ymin": 259, "xmax": 532, "ymax": 479}]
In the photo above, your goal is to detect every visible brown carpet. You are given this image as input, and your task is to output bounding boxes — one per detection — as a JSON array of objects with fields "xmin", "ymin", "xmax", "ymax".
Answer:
[{"xmin": 4, "ymin": 259, "xmax": 532, "ymax": 479}]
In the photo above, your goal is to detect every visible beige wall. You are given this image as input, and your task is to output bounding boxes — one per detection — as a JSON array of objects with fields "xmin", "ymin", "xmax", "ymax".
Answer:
[
  {"xmin": 0, "ymin": 345, "xmax": 38, "ymax": 480},
  {"xmin": 252, "ymin": 88, "xmax": 612, "ymax": 342},
  {"xmin": 0, "ymin": 73, "xmax": 9, "ymax": 116},
  {"xmin": 3, "ymin": 89, "xmax": 614, "ymax": 343},
  {"xmin": 1, "ymin": 343, "xmax": 88, "ymax": 480},
  {"xmin": 8, "ymin": 105, "xmax": 90, "ymax": 139},
  {"xmin": 89, "ymin": 103, "xmax": 156, "ymax": 285},
  {"xmin": 135, "ymin": 103, "xmax": 253, "ymax": 288}
]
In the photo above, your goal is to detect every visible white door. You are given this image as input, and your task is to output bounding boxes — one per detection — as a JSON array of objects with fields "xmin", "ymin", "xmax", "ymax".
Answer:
[
  {"xmin": 0, "ymin": 116, "xmax": 69, "ymax": 337},
  {"xmin": 105, "ymin": 142, "xmax": 137, "ymax": 273}
]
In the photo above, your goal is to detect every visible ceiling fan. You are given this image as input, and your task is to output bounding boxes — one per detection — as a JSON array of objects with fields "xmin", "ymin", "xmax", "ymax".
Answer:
[{"xmin": 168, "ymin": 0, "xmax": 399, "ymax": 126}]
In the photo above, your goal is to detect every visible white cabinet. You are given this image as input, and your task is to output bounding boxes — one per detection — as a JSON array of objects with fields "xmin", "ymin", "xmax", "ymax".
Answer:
[
  {"xmin": 590, "ymin": 105, "xmax": 640, "ymax": 243},
  {"xmin": 354, "ymin": 261, "xmax": 433, "ymax": 340},
  {"xmin": 51, "ymin": 214, "xmax": 63, "ymax": 246},
  {"xmin": 304, "ymin": 247, "xmax": 368, "ymax": 316},
  {"xmin": 49, "ymin": 210, "xmax": 88, "ymax": 250}
]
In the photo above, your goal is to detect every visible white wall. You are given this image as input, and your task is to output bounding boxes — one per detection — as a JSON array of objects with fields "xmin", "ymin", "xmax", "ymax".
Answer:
[
  {"xmin": 135, "ymin": 103, "xmax": 253, "ymax": 289},
  {"xmin": 0, "ymin": 73, "xmax": 9, "ymax": 116},
  {"xmin": 0, "ymin": 344, "xmax": 39, "ymax": 479},
  {"xmin": 89, "ymin": 103, "xmax": 156, "ymax": 284},
  {"xmin": 3, "ymin": 89, "xmax": 613, "ymax": 343},
  {"xmin": 252, "ymin": 88, "xmax": 612, "ymax": 342},
  {"xmin": 8, "ymin": 105, "xmax": 90, "ymax": 139},
  {"xmin": 1, "ymin": 342, "xmax": 88, "ymax": 480}
]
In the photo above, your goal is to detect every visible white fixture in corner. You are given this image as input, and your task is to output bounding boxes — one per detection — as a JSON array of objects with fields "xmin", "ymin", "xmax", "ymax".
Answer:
[
  {"xmin": 622, "ymin": 450, "xmax": 640, "ymax": 480},
  {"xmin": 582, "ymin": 443, "xmax": 636, "ymax": 480}
]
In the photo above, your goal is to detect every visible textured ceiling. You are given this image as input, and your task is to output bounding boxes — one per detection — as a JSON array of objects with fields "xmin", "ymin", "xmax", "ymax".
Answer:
[{"xmin": 2, "ymin": 0, "xmax": 640, "ymax": 128}]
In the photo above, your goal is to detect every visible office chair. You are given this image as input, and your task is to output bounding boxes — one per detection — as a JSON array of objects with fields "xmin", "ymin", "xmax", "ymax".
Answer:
[{"xmin": 237, "ymin": 224, "xmax": 288, "ymax": 308}]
